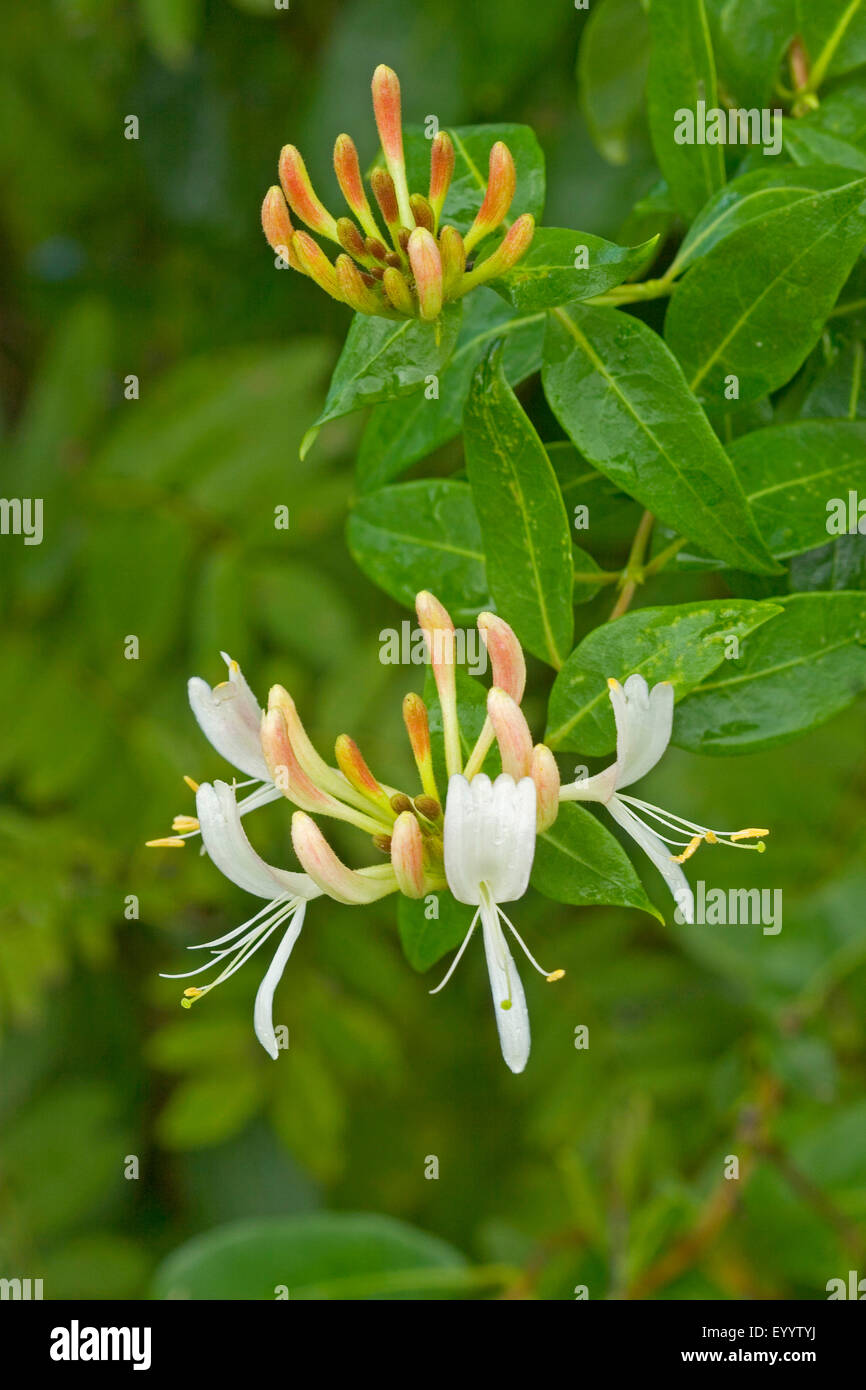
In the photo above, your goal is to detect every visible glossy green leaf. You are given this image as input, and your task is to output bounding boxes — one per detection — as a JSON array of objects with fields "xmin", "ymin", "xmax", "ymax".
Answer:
[
  {"xmin": 783, "ymin": 122, "xmax": 866, "ymax": 172},
  {"xmin": 492, "ymin": 227, "xmax": 658, "ymax": 311},
  {"xmin": 542, "ymin": 303, "xmax": 781, "ymax": 574},
  {"xmin": 665, "ymin": 175, "xmax": 866, "ymax": 406},
  {"xmin": 545, "ymin": 599, "xmax": 781, "ymax": 752},
  {"xmin": 356, "ymin": 289, "xmax": 545, "ymax": 493},
  {"xmin": 346, "ymin": 479, "xmax": 489, "ymax": 619},
  {"xmin": 715, "ymin": 0, "xmax": 795, "ymax": 107},
  {"xmin": 673, "ymin": 591, "xmax": 866, "ymax": 753},
  {"xmin": 533, "ymin": 803, "xmax": 661, "ymax": 918},
  {"xmin": 152, "ymin": 1213, "xmax": 469, "ymax": 1300},
  {"xmin": 303, "ymin": 304, "xmax": 462, "ymax": 455},
  {"xmin": 801, "ymin": 339, "xmax": 866, "ymax": 419},
  {"xmin": 464, "ymin": 346, "xmax": 574, "ymax": 667},
  {"xmin": 798, "ymin": 0, "xmax": 866, "ymax": 84},
  {"xmin": 790, "ymin": 536, "xmax": 866, "ymax": 591},
  {"xmin": 647, "ymin": 0, "xmax": 725, "ymax": 220},
  {"xmin": 578, "ymin": 0, "xmax": 650, "ymax": 166},
  {"xmin": 398, "ymin": 893, "xmax": 475, "ymax": 972},
  {"xmin": 403, "ymin": 122, "xmax": 546, "ymax": 237}
]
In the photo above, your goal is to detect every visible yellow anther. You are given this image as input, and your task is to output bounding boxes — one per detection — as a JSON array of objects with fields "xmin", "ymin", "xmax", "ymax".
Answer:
[
  {"xmin": 546, "ymin": 969, "xmax": 566, "ymax": 983},
  {"xmin": 730, "ymin": 828, "xmax": 769, "ymax": 841},
  {"xmin": 181, "ymin": 987, "xmax": 203, "ymax": 1009},
  {"xmin": 145, "ymin": 836, "xmax": 187, "ymax": 848},
  {"xmin": 672, "ymin": 835, "xmax": 702, "ymax": 864},
  {"xmin": 704, "ymin": 830, "xmax": 718, "ymax": 844},
  {"xmin": 172, "ymin": 815, "xmax": 200, "ymax": 833},
  {"xmin": 183, "ymin": 775, "xmax": 200, "ymax": 792},
  {"xmin": 607, "ymin": 677, "xmax": 622, "ymax": 691}
]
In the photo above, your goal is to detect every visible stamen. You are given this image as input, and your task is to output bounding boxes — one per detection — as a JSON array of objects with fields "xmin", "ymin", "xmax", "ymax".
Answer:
[
  {"xmin": 145, "ymin": 836, "xmax": 187, "ymax": 848},
  {"xmin": 546, "ymin": 969, "xmax": 566, "ymax": 983},
  {"xmin": 671, "ymin": 835, "xmax": 702, "ymax": 864},
  {"xmin": 172, "ymin": 816, "xmax": 200, "ymax": 833},
  {"xmin": 731, "ymin": 828, "xmax": 769, "ymax": 841},
  {"xmin": 183, "ymin": 775, "xmax": 200, "ymax": 792},
  {"xmin": 496, "ymin": 903, "xmax": 563, "ymax": 981},
  {"xmin": 428, "ymin": 909, "xmax": 481, "ymax": 994}
]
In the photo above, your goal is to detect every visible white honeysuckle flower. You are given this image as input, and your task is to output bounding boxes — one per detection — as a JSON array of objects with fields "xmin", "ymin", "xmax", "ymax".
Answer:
[
  {"xmin": 187, "ymin": 651, "xmax": 283, "ymax": 811},
  {"xmin": 435, "ymin": 772, "xmax": 564, "ymax": 1075},
  {"xmin": 161, "ymin": 780, "xmax": 322, "ymax": 1059},
  {"xmin": 559, "ymin": 675, "xmax": 767, "ymax": 924}
]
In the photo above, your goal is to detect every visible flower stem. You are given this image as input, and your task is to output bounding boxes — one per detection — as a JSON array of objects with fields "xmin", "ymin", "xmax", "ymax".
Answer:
[{"xmin": 608, "ymin": 509, "xmax": 654, "ymax": 621}]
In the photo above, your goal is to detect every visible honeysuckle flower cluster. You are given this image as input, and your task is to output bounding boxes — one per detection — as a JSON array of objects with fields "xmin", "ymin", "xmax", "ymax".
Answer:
[
  {"xmin": 260, "ymin": 64, "xmax": 534, "ymax": 320},
  {"xmin": 149, "ymin": 594, "xmax": 767, "ymax": 1073}
]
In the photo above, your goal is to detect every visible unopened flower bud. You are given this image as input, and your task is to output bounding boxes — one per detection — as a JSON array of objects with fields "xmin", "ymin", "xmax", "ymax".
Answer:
[
  {"xmin": 279, "ymin": 145, "xmax": 339, "ymax": 242},
  {"xmin": 459, "ymin": 214, "xmax": 535, "ymax": 294},
  {"xmin": 487, "ymin": 687, "xmax": 533, "ymax": 780},
  {"xmin": 428, "ymin": 131, "xmax": 455, "ymax": 225},
  {"xmin": 336, "ymin": 217, "xmax": 368, "ymax": 260},
  {"xmin": 402, "ymin": 692, "xmax": 439, "ymax": 801},
  {"xmin": 413, "ymin": 795, "xmax": 441, "ymax": 822},
  {"xmin": 365, "ymin": 236, "xmax": 389, "ymax": 262},
  {"xmin": 408, "ymin": 227, "xmax": 443, "ymax": 320},
  {"xmin": 477, "ymin": 612, "xmax": 526, "ymax": 703},
  {"xmin": 391, "ymin": 811, "xmax": 426, "ymax": 898},
  {"xmin": 336, "ymin": 254, "xmax": 392, "ymax": 316},
  {"xmin": 390, "ymin": 792, "xmax": 414, "ymax": 815},
  {"xmin": 291, "ymin": 232, "xmax": 344, "ymax": 302},
  {"xmin": 409, "ymin": 193, "xmax": 435, "ymax": 232},
  {"xmin": 291, "ymin": 812, "xmax": 395, "ymax": 905},
  {"xmin": 333, "ymin": 133, "xmax": 379, "ymax": 239},
  {"xmin": 531, "ymin": 744, "xmax": 560, "ymax": 832},
  {"xmin": 416, "ymin": 590, "xmax": 460, "ymax": 778},
  {"xmin": 335, "ymin": 733, "xmax": 394, "ymax": 814},
  {"xmin": 439, "ymin": 225, "xmax": 466, "ymax": 297},
  {"xmin": 463, "ymin": 142, "xmax": 516, "ymax": 253},
  {"xmin": 382, "ymin": 266, "xmax": 415, "ymax": 315},
  {"xmin": 371, "ymin": 64, "xmax": 413, "ymax": 226},
  {"xmin": 370, "ymin": 166, "xmax": 403, "ymax": 249},
  {"xmin": 261, "ymin": 187, "xmax": 302, "ymax": 270}
]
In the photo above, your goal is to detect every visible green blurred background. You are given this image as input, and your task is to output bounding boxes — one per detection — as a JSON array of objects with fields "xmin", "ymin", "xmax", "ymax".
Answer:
[{"xmin": 0, "ymin": 0, "xmax": 864, "ymax": 1300}]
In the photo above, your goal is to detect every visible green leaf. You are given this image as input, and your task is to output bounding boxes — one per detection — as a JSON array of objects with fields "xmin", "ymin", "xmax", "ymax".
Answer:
[
  {"xmin": 783, "ymin": 122, "xmax": 866, "ymax": 173},
  {"xmin": 155, "ymin": 1069, "xmax": 263, "ymax": 1150},
  {"xmin": 492, "ymin": 227, "xmax": 658, "ymax": 311},
  {"xmin": 790, "ymin": 535, "xmax": 866, "ymax": 591},
  {"xmin": 346, "ymin": 479, "xmax": 489, "ymax": 619},
  {"xmin": 673, "ymin": 591, "xmax": 866, "ymax": 753},
  {"xmin": 356, "ymin": 289, "xmax": 545, "ymax": 493},
  {"xmin": 802, "ymin": 339, "xmax": 866, "ymax": 419},
  {"xmin": 728, "ymin": 421, "xmax": 866, "ymax": 558},
  {"xmin": 464, "ymin": 346, "xmax": 574, "ymax": 666},
  {"xmin": 665, "ymin": 175, "xmax": 866, "ymax": 407},
  {"xmin": 303, "ymin": 304, "xmax": 462, "ymax": 454},
  {"xmin": 578, "ymin": 0, "xmax": 650, "ymax": 166},
  {"xmin": 403, "ymin": 123, "xmax": 546, "ymax": 238},
  {"xmin": 715, "ymin": 0, "xmax": 795, "ymax": 108},
  {"xmin": 151, "ymin": 1213, "xmax": 470, "ymax": 1300},
  {"xmin": 647, "ymin": 0, "xmax": 726, "ymax": 220},
  {"xmin": 798, "ymin": 0, "xmax": 866, "ymax": 85},
  {"xmin": 398, "ymin": 893, "xmax": 475, "ymax": 972},
  {"xmin": 545, "ymin": 599, "xmax": 782, "ymax": 753},
  {"xmin": 533, "ymin": 803, "xmax": 661, "ymax": 918},
  {"xmin": 542, "ymin": 304, "xmax": 781, "ymax": 574},
  {"xmin": 672, "ymin": 166, "xmax": 861, "ymax": 275}
]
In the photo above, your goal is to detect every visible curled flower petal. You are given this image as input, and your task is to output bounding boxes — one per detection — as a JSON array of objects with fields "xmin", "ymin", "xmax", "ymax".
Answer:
[
  {"xmin": 197, "ymin": 780, "xmax": 320, "ymax": 902},
  {"xmin": 188, "ymin": 654, "xmax": 270, "ymax": 782}
]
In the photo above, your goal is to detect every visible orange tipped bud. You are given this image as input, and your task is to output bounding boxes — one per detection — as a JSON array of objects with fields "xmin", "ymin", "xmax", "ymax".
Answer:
[
  {"xmin": 408, "ymin": 227, "xmax": 443, "ymax": 320},
  {"xmin": 262, "ymin": 707, "xmax": 383, "ymax": 835},
  {"xmin": 439, "ymin": 225, "xmax": 466, "ymax": 297},
  {"xmin": 402, "ymin": 692, "xmax": 439, "ymax": 801},
  {"xmin": 261, "ymin": 187, "xmax": 302, "ymax": 269},
  {"xmin": 333, "ymin": 133, "xmax": 378, "ymax": 237},
  {"xmin": 334, "ymin": 734, "xmax": 393, "ymax": 814},
  {"xmin": 335, "ymin": 254, "xmax": 391, "ymax": 316},
  {"xmin": 382, "ymin": 266, "xmax": 415, "ymax": 315},
  {"xmin": 463, "ymin": 142, "xmax": 516, "ymax": 253},
  {"xmin": 416, "ymin": 591, "xmax": 460, "ymax": 778},
  {"xmin": 428, "ymin": 131, "xmax": 455, "ymax": 224},
  {"xmin": 370, "ymin": 166, "xmax": 402, "ymax": 243},
  {"xmin": 487, "ymin": 687, "xmax": 533, "ymax": 780},
  {"xmin": 336, "ymin": 217, "xmax": 368, "ymax": 260},
  {"xmin": 391, "ymin": 811, "xmax": 426, "ymax": 898},
  {"xmin": 371, "ymin": 64, "xmax": 412, "ymax": 225},
  {"xmin": 459, "ymin": 214, "xmax": 535, "ymax": 293},
  {"xmin": 531, "ymin": 744, "xmax": 560, "ymax": 832},
  {"xmin": 279, "ymin": 145, "xmax": 339, "ymax": 241},
  {"xmin": 291, "ymin": 232, "xmax": 344, "ymax": 302},
  {"xmin": 291, "ymin": 812, "xmax": 396, "ymax": 905},
  {"xmin": 477, "ymin": 612, "xmax": 526, "ymax": 704},
  {"xmin": 409, "ymin": 193, "xmax": 435, "ymax": 232}
]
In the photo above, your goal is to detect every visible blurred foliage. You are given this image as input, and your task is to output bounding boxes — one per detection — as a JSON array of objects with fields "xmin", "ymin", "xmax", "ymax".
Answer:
[{"xmin": 0, "ymin": 0, "xmax": 864, "ymax": 1301}]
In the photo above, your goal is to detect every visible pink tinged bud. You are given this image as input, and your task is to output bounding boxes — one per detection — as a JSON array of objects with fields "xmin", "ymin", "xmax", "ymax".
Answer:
[
  {"xmin": 291, "ymin": 812, "xmax": 397, "ymax": 905},
  {"xmin": 391, "ymin": 811, "xmax": 426, "ymax": 898},
  {"xmin": 487, "ymin": 687, "xmax": 533, "ymax": 780},
  {"xmin": 370, "ymin": 166, "xmax": 403, "ymax": 249},
  {"xmin": 402, "ymin": 692, "xmax": 439, "ymax": 801},
  {"xmin": 416, "ymin": 590, "xmax": 461, "ymax": 779},
  {"xmin": 409, "ymin": 193, "xmax": 435, "ymax": 232},
  {"xmin": 428, "ymin": 131, "xmax": 455, "ymax": 224},
  {"xmin": 333, "ymin": 133, "xmax": 379, "ymax": 239},
  {"xmin": 371, "ymin": 64, "xmax": 413, "ymax": 226},
  {"xmin": 439, "ymin": 225, "xmax": 466, "ymax": 298},
  {"xmin": 463, "ymin": 142, "xmax": 517, "ymax": 253},
  {"xmin": 261, "ymin": 187, "xmax": 302, "ymax": 270},
  {"xmin": 382, "ymin": 266, "xmax": 415, "ymax": 316},
  {"xmin": 334, "ymin": 734, "xmax": 394, "ymax": 815},
  {"xmin": 279, "ymin": 145, "xmax": 340, "ymax": 242},
  {"xmin": 336, "ymin": 254, "xmax": 393, "ymax": 316},
  {"xmin": 477, "ymin": 612, "xmax": 526, "ymax": 703},
  {"xmin": 408, "ymin": 227, "xmax": 443, "ymax": 321},
  {"xmin": 531, "ymin": 744, "xmax": 560, "ymax": 832},
  {"xmin": 291, "ymin": 232, "xmax": 344, "ymax": 302},
  {"xmin": 459, "ymin": 214, "xmax": 535, "ymax": 294},
  {"xmin": 261, "ymin": 708, "xmax": 384, "ymax": 835}
]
